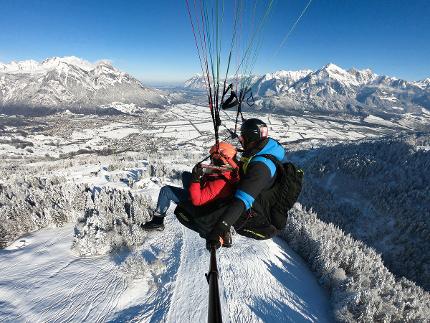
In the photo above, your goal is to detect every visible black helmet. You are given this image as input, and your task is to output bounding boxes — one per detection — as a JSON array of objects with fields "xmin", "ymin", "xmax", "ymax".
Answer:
[{"xmin": 240, "ymin": 118, "xmax": 268, "ymax": 148}]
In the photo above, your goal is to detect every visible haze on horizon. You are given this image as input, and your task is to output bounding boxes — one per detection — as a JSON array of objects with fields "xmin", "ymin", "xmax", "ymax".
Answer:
[{"xmin": 1, "ymin": 0, "xmax": 429, "ymax": 83}]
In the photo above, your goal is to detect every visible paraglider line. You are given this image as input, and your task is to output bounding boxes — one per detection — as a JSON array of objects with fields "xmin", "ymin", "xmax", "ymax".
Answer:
[{"xmin": 274, "ymin": 0, "xmax": 313, "ymax": 56}]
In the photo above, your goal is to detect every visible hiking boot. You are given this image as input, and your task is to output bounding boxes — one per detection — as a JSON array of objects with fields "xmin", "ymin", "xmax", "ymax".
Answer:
[
  {"xmin": 141, "ymin": 216, "xmax": 165, "ymax": 231},
  {"xmin": 222, "ymin": 231, "xmax": 232, "ymax": 248}
]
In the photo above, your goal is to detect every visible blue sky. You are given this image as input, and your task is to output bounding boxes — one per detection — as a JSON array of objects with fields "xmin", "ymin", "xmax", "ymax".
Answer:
[{"xmin": 1, "ymin": 0, "xmax": 429, "ymax": 83}]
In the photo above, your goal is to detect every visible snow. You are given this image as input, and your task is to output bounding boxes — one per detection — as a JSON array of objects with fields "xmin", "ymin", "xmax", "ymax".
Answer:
[
  {"xmin": 348, "ymin": 67, "xmax": 377, "ymax": 84},
  {"xmin": 414, "ymin": 78, "xmax": 430, "ymax": 89},
  {"xmin": 416, "ymin": 145, "xmax": 430, "ymax": 151},
  {"xmin": 0, "ymin": 224, "xmax": 127, "ymax": 322},
  {"xmin": 364, "ymin": 115, "xmax": 398, "ymax": 128},
  {"xmin": 381, "ymin": 95, "xmax": 398, "ymax": 102},
  {"xmin": 0, "ymin": 207, "xmax": 333, "ymax": 322},
  {"xmin": 0, "ymin": 56, "xmax": 97, "ymax": 74},
  {"xmin": 218, "ymin": 237, "xmax": 332, "ymax": 322},
  {"xmin": 0, "ymin": 56, "xmax": 166, "ymax": 108},
  {"xmin": 184, "ymin": 74, "xmax": 207, "ymax": 89},
  {"xmin": 100, "ymin": 127, "xmax": 140, "ymax": 140},
  {"xmin": 3, "ymin": 103, "xmax": 423, "ymax": 161},
  {"xmin": 1, "ymin": 99, "xmax": 430, "ymax": 321},
  {"xmin": 265, "ymin": 70, "xmax": 312, "ymax": 82},
  {"xmin": 315, "ymin": 63, "xmax": 362, "ymax": 86},
  {"xmin": 422, "ymin": 108, "xmax": 430, "ymax": 116},
  {"xmin": 0, "ymin": 149, "xmax": 334, "ymax": 321},
  {"xmin": 70, "ymin": 122, "xmax": 139, "ymax": 145}
]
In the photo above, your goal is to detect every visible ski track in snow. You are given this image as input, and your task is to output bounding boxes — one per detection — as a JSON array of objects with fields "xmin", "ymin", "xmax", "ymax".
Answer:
[
  {"xmin": 165, "ymin": 224, "xmax": 333, "ymax": 322},
  {"xmin": 0, "ymin": 182, "xmax": 333, "ymax": 322}
]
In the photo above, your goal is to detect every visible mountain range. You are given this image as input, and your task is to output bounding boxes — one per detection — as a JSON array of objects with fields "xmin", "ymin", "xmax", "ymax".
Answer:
[
  {"xmin": 0, "ymin": 56, "xmax": 166, "ymax": 111},
  {"xmin": 185, "ymin": 64, "xmax": 430, "ymax": 116},
  {"xmin": 1, "ymin": 56, "xmax": 429, "ymax": 117}
]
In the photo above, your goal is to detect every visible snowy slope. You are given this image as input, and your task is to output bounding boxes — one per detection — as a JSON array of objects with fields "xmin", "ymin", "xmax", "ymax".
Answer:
[
  {"xmin": 0, "ymin": 225, "xmax": 127, "ymax": 322},
  {"xmin": 0, "ymin": 185, "xmax": 333, "ymax": 322}
]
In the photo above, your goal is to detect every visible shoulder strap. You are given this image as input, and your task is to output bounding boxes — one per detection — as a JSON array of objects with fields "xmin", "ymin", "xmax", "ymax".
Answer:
[
  {"xmin": 258, "ymin": 153, "xmax": 281, "ymax": 166},
  {"xmin": 252, "ymin": 154, "xmax": 282, "ymax": 178}
]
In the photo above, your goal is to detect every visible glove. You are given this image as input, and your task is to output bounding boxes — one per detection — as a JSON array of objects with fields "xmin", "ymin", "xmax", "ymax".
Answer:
[
  {"xmin": 191, "ymin": 163, "xmax": 204, "ymax": 182},
  {"xmin": 231, "ymin": 167, "xmax": 239, "ymax": 182}
]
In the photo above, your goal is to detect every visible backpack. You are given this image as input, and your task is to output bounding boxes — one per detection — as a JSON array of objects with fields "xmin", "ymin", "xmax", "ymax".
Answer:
[{"xmin": 249, "ymin": 154, "xmax": 304, "ymax": 231}]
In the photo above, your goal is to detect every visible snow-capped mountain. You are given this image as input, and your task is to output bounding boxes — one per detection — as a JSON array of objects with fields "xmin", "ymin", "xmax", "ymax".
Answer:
[
  {"xmin": 185, "ymin": 64, "xmax": 430, "ymax": 115},
  {"xmin": 414, "ymin": 78, "xmax": 430, "ymax": 90},
  {"xmin": 184, "ymin": 74, "xmax": 261, "ymax": 92},
  {"xmin": 184, "ymin": 74, "xmax": 207, "ymax": 90},
  {"xmin": 0, "ymin": 56, "xmax": 167, "ymax": 109},
  {"xmin": 251, "ymin": 69, "xmax": 313, "ymax": 97}
]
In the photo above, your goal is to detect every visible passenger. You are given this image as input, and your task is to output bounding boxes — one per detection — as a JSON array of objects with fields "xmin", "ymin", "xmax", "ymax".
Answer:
[{"xmin": 141, "ymin": 142, "xmax": 239, "ymax": 234}]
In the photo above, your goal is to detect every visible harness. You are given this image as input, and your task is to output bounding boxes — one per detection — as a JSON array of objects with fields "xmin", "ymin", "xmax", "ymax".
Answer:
[
  {"xmin": 234, "ymin": 153, "xmax": 278, "ymax": 233},
  {"xmin": 240, "ymin": 153, "xmax": 277, "ymax": 177},
  {"xmin": 235, "ymin": 152, "xmax": 304, "ymax": 239}
]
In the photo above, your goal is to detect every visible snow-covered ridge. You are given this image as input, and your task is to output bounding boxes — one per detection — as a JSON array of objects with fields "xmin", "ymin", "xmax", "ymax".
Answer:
[
  {"xmin": 414, "ymin": 77, "xmax": 430, "ymax": 89},
  {"xmin": 0, "ymin": 56, "xmax": 167, "ymax": 109},
  {"xmin": 184, "ymin": 73, "xmax": 206, "ymax": 90},
  {"xmin": 184, "ymin": 63, "xmax": 378, "ymax": 91},
  {"xmin": 184, "ymin": 63, "xmax": 430, "ymax": 115},
  {"xmin": 310, "ymin": 63, "xmax": 378, "ymax": 87},
  {"xmin": 0, "ymin": 56, "xmax": 98, "ymax": 74}
]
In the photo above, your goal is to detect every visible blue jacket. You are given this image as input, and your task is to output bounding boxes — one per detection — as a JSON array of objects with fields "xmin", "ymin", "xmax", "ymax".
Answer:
[{"xmin": 222, "ymin": 138, "xmax": 287, "ymax": 226}]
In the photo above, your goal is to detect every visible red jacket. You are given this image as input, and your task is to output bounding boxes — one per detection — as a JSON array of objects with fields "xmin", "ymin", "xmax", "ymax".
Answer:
[{"xmin": 189, "ymin": 170, "xmax": 239, "ymax": 206}]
